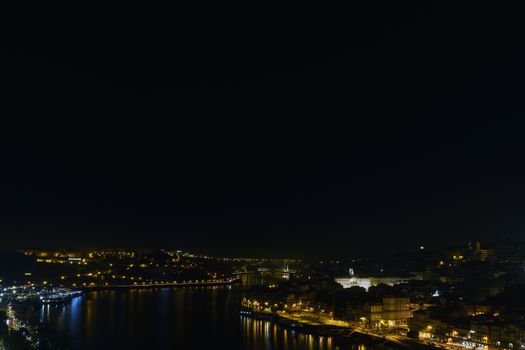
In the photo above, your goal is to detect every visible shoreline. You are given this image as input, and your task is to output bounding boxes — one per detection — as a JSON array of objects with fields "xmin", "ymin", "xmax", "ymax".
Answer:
[
  {"xmin": 75, "ymin": 278, "xmax": 241, "ymax": 291},
  {"xmin": 4, "ymin": 284, "xmax": 439, "ymax": 350},
  {"xmin": 244, "ymin": 310, "xmax": 441, "ymax": 350}
]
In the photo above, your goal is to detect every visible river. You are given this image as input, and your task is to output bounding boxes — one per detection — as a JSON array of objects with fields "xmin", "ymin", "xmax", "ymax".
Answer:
[{"xmin": 38, "ymin": 286, "xmax": 369, "ymax": 350}]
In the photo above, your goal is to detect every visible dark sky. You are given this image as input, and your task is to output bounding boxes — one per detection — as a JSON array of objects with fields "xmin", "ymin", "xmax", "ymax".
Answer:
[{"xmin": 2, "ymin": 2, "xmax": 525, "ymax": 257}]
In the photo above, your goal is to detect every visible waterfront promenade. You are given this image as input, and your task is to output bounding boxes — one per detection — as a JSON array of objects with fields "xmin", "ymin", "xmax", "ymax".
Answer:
[
  {"xmin": 77, "ymin": 277, "xmax": 240, "ymax": 291},
  {"xmin": 244, "ymin": 309, "xmax": 450, "ymax": 350}
]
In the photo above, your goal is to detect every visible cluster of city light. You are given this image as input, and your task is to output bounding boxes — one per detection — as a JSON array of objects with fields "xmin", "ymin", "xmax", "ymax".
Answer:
[
  {"xmin": 165, "ymin": 250, "xmax": 301, "ymax": 264},
  {"xmin": 24, "ymin": 249, "xmax": 303, "ymax": 265},
  {"xmin": 19, "ymin": 249, "xmax": 301, "ymax": 291},
  {"xmin": 39, "ymin": 290, "xmax": 82, "ymax": 303},
  {"xmin": 35, "ymin": 257, "xmax": 88, "ymax": 265},
  {"xmin": 241, "ymin": 297, "xmax": 338, "ymax": 328},
  {"xmin": 421, "ymin": 326, "xmax": 492, "ymax": 349},
  {"xmin": 1, "ymin": 285, "xmax": 81, "ymax": 304}
]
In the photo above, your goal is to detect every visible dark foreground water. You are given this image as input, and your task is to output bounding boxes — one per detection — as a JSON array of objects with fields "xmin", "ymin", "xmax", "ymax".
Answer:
[{"xmin": 39, "ymin": 287, "xmax": 363, "ymax": 350}]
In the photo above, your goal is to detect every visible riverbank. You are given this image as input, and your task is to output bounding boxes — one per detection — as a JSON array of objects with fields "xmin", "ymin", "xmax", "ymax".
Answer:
[
  {"xmin": 76, "ymin": 277, "xmax": 240, "ymax": 291},
  {"xmin": 245, "ymin": 309, "xmax": 440, "ymax": 350},
  {"xmin": 1, "ymin": 303, "xmax": 50, "ymax": 349}
]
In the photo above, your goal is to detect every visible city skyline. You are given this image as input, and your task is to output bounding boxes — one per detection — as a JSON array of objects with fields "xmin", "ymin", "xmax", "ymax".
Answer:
[{"xmin": 4, "ymin": 2, "xmax": 525, "ymax": 350}]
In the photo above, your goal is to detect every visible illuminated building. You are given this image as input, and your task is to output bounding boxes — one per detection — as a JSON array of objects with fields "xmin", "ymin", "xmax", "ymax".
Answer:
[
  {"xmin": 364, "ymin": 297, "xmax": 412, "ymax": 328},
  {"xmin": 347, "ymin": 297, "xmax": 412, "ymax": 329},
  {"xmin": 334, "ymin": 268, "xmax": 422, "ymax": 291}
]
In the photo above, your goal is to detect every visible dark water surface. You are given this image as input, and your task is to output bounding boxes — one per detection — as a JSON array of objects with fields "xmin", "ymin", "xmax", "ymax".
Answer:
[{"xmin": 40, "ymin": 287, "xmax": 361, "ymax": 350}]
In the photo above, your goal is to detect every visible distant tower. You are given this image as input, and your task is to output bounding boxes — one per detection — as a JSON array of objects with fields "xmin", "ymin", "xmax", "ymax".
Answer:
[
  {"xmin": 349, "ymin": 268, "xmax": 355, "ymax": 277},
  {"xmin": 475, "ymin": 241, "xmax": 481, "ymax": 253}
]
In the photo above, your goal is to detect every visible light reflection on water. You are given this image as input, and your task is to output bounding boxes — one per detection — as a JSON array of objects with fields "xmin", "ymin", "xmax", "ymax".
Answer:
[
  {"xmin": 39, "ymin": 288, "xmax": 360, "ymax": 350},
  {"xmin": 240, "ymin": 316, "xmax": 339, "ymax": 350}
]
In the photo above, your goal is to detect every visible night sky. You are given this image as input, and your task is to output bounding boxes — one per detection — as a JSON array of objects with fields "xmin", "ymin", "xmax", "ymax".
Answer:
[{"xmin": 2, "ymin": 2, "xmax": 525, "ymax": 257}]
